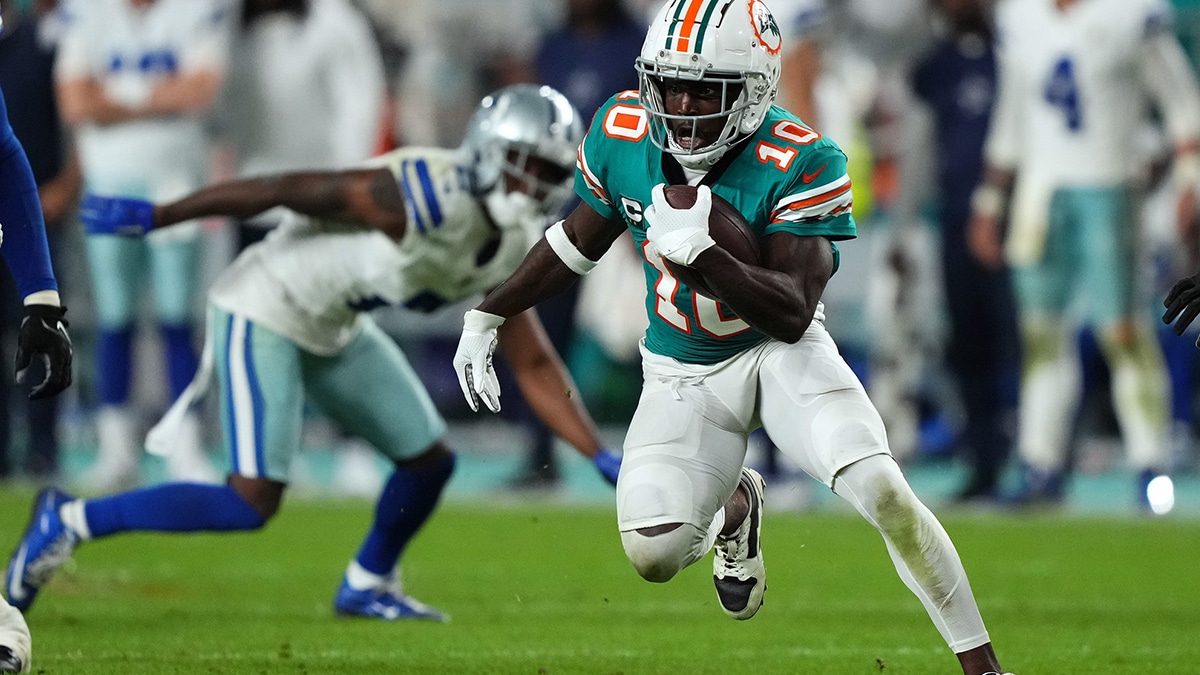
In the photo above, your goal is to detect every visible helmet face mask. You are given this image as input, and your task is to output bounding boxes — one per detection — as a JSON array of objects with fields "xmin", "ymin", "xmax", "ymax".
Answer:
[
  {"xmin": 636, "ymin": 0, "xmax": 783, "ymax": 168},
  {"xmin": 461, "ymin": 84, "xmax": 583, "ymax": 239}
]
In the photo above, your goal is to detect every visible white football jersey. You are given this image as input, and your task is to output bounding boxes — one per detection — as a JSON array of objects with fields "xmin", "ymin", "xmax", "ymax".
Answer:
[
  {"xmin": 207, "ymin": 147, "xmax": 536, "ymax": 355},
  {"xmin": 987, "ymin": 0, "xmax": 1200, "ymax": 185},
  {"xmin": 55, "ymin": 0, "xmax": 233, "ymax": 200}
]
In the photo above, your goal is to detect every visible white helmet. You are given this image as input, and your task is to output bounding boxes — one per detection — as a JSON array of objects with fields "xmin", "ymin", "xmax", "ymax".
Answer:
[
  {"xmin": 461, "ymin": 84, "xmax": 583, "ymax": 244},
  {"xmin": 636, "ymin": 0, "xmax": 783, "ymax": 168}
]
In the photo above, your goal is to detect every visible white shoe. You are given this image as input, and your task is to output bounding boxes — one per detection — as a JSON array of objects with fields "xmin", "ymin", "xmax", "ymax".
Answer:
[
  {"xmin": 88, "ymin": 407, "xmax": 142, "ymax": 490},
  {"xmin": 165, "ymin": 414, "xmax": 219, "ymax": 483},
  {"xmin": 713, "ymin": 467, "xmax": 766, "ymax": 620},
  {"xmin": 333, "ymin": 442, "xmax": 384, "ymax": 498}
]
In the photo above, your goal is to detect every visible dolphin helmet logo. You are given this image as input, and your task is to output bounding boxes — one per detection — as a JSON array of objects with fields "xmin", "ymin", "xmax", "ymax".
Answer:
[{"xmin": 748, "ymin": 0, "xmax": 781, "ymax": 56}]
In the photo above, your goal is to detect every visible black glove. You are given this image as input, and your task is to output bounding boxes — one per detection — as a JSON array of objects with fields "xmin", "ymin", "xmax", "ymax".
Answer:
[{"xmin": 15, "ymin": 304, "xmax": 73, "ymax": 400}]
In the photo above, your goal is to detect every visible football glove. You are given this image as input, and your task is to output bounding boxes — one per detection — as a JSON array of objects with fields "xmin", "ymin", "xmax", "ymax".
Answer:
[
  {"xmin": 1164, "ymin": 270, "xmax": 1200, "ymax": 345},
  {"xmin": 79, "ymin": 193, "xmax": 155, "ymax": 236},
  {"xmin": 644, "ymin": 184, "xmax": 715, "ymax": 266},
  {"xmin": 454, "ymin": 309, "xmax": 506, "ymax": 413},
  {"xmin": 592, "ymin": 448, "xmax": 621, "ymax": 487},
  {"xmin": 16, "ymin": 304, "xmax": 73, "ymax": 400}
]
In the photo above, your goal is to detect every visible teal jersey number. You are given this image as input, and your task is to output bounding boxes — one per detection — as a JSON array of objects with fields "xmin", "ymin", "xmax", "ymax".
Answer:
[{"xmin": 575, "ymin": 91, "xmax": 856, "ymax": 365}]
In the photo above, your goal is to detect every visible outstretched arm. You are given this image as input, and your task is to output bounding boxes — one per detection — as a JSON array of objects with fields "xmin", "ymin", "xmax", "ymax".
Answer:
[
  {"xmin": 156, "ymin": 168, "xmax": 407, "ymax": 240},
  {"xmin": 82, "ymin": 167, "xmax": 408, "ymax": 242},
  {"xmin": 453, "ymin": 202, "xmax": 625, "ymax": 414},
  {"xmin": 478, "ymin": 202, "xmax": 628, "ymax": 318}
]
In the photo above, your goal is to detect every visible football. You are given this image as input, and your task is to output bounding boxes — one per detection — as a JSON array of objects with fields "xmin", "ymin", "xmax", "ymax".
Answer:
[{"xmin": 659, "ymin": 185, "xmax": 760, "ymax": 300}]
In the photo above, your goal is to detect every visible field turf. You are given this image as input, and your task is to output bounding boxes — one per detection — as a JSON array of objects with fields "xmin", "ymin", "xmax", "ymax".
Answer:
[{"xmin": 2, "ymin": 488, "xmax": 1198, "ymax": 674}]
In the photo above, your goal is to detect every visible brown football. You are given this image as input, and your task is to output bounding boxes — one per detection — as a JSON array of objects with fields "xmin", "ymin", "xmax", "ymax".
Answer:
[{"xmin": 659, "ymin": 185, "xmax": 760, "ymax": 300}]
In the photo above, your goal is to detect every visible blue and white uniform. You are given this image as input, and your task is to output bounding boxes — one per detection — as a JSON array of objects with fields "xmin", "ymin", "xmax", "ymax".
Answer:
[
  {"xmin": 986, "ymin": 0, "xmax": 1200, "ymax": 479},
  {"xmin": 156, "ymin": 147, "xmax": 536, "ymax": 480},
  {"xmin": 56, "ymin": 0, "xmax": 235, "ymax": 486}
]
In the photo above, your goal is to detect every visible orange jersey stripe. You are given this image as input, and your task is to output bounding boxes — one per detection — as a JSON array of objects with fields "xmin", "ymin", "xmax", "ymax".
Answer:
[{"xmin": 784, "ymin": 181, "xmax": 852, "ymax": 211}]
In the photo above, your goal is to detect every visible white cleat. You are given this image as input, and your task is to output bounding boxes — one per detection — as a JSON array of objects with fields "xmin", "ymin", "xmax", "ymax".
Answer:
[{"xmin": 713, "ymin": 467, "xmax": 766, "ymax": 620}]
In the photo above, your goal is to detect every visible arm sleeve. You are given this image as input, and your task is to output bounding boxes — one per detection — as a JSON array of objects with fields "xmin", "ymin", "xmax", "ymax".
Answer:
[
  {"xmin": 324, "ymin": 8, "xmax": 387, "ymax": 166},
  {"xmin": 982, "ymin": 14, "xmax": 1023, "ymax": 171},
  {"xmin": 1140, "ymin": 32, "xmax": 1200, "ymax": 147},
  {"xmin": 0, "ymin": 87, "xmax": 59, "ymax": 298}
]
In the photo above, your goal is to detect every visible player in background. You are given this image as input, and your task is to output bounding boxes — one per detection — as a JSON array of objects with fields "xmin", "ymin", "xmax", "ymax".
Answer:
[
  {"xmin": 5, "ymin": 84, "xmax": 621, "ymax": 622},
  {"xmin": 55, "ymin": 0, "xmax": 235, "ymax": 488},
  {"xmin": 453, "ymin": 2, "xmax": 1010, "ymax": 673},
  {"xmin": 968, "ymin": 0, "xmax": 1200, "ymax": 509},
  {"xmin": 911, "ymin": 0, "xmax": 1020, "ymax": 503},
  {"xmin": 0, "ymin": 4, "xmax": 77, "ymax": 670}
]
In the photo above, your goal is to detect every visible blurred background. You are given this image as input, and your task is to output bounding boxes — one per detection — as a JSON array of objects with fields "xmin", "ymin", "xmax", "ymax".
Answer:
[{"xmin": 3, "ymin": 0, "xmax": 1200, "ymax": 517}]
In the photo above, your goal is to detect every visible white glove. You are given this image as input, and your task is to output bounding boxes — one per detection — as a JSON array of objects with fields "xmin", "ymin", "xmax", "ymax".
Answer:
[
  {"xmin": 453, "ymin": 309, "xmax": 506, "ymax": 412},
  {"xmin": 644, "ymin": 184, "xmax": 715, "ymax": 266}
]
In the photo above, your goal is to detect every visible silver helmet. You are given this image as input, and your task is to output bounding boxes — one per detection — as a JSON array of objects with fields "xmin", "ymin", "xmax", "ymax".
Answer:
[{"xmin": 461, "ymin": 84, "xmax": 584, "ymax": 243}]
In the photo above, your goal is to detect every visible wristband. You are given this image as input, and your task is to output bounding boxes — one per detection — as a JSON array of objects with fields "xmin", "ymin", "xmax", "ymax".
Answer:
[
  {"xmin": 970, "ymin": 184, "xmax": 1005, "ymax": 218},
  {"xmin": 1174, "ymin": 153, "xmax": 1200, "ymax": 189}
]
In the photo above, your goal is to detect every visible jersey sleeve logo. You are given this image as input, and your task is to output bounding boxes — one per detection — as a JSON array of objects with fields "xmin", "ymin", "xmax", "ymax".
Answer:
[{"xmin": 801, "ymin": 163, "xmax": 827, "ymax": 184}]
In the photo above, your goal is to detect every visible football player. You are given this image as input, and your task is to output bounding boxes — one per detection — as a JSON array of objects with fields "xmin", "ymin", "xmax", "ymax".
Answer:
[
  {"xmin": 5, "ymin": 84, "xmax": 620, "ymax": 622},
  {"xmin": 0, "ymin": 4, "xmax": 75, "ymax": 672},
  {"xmin": 453, "ymin": 2, "xmax": 1010, "ymax": 674},
  {"xmin": 968, "ymin": 0, "xmax": 1200, "ymax": 508}
]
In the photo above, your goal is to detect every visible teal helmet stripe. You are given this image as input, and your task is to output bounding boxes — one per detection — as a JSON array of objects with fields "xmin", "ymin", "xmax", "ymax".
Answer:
[
  {"xmin": 662, "ymin": 0, "xmax": 726, "ymax": 55},
  {"xmin": 692, "ymin": 0, "xmax": 724, "ymax": 54},
  {"xmin": 664, "ymin": 0, "xmax": 690, "ymax": 51}
]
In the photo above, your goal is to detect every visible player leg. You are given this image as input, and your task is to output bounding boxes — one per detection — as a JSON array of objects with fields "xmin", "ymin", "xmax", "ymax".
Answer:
[
  {"xmin": 302, "ymin": 319, "xmax": 452, "ymax": 621},
  {"xmin": 4, "ymin": 309, "xmax": 304, "ymax": 612},
  {"xmin": 757, "ymin": 323, "xmax": 1005, "ymax": 675},
  {"xmin": 148, "ymin": 232, "xmax": 215, "ymax": 483},
  {"xmin": 1079, "ymin": 186, "xmax": 1171, "ymax": 507},
  {"xmin": 616, "ymin": 346, "xmax": 762, "ymax": 618},
  {"xmin": 1008, "ymin": 191, "xmax": 1080, "ymax": 503},
  {"xmin": 83, "ymin": 233, "xmax": 146, "ymax": 490},
  {"xmin": 0, "ymin": 597, "xmax": 29, "ymax": 673}
]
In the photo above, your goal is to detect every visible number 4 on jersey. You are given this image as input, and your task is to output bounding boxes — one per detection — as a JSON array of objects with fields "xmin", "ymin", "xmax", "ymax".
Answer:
[{"xmin": 1044, "ymin": 56, "xmax": 1083, "ymax": 132}]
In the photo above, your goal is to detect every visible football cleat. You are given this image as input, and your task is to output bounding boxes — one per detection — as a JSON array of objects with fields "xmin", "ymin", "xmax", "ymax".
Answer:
[
  {"xmin": 713, "ymin": 467, "xmax": 766, "ymax": 620},
  {"xmin": 6, "ymin": 488, "xmax": 79, "ymax": 612},
  {"xmin": 333, "ymin": 577, "xmax": 447, "ymax": 622},
  {"xmin": 0, "ymin": 646, "xmax": 22, "ymax": 674}
]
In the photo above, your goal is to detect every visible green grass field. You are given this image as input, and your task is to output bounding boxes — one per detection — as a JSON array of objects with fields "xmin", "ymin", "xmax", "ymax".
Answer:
[{"xmin": 2, "ymin": 488, "xmax": 1199, "ymax": 675}]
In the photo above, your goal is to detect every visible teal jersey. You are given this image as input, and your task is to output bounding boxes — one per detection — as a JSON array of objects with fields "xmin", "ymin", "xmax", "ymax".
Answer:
[{"xmin": 575, "ymin": 90, "xmax": 857, "ymax": 364}]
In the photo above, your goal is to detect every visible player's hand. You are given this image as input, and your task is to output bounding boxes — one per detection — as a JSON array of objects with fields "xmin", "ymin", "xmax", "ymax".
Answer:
[
  {"xmin": 1164, "ymin": 271, "xmax": 1200, "ymax": 345},
  {"xmin": 79, "ymin": 194, "xmax": 156, "ymax": 236},
  {"xmin": 645, "ymin": 184, "xmax": 715, "ymax": 266},
  {"xmin": 16, "ymin": 304, "xmax": 73, "ymax": 400},
  {"xmin": 454, "ymin": 309, "xmax": 506, "ymax": 412},
  {"xmin": 967, "ymin": 212, "xmax": 1004, "ymax": 270},
  {"xmin": 592, "ymin": 448, "xmax": 621, "ymax": 487}
]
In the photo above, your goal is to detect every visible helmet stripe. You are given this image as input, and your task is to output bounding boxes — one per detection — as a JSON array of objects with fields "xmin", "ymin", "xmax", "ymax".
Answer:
[
  {"xmin": 692, "ymin": 0, "xmax": 723, "ymax": 54},
  {"xmin": 667, "ymin": 0, "xmax": 708, "ymax": 53},
  {"xmin": 664, "ymin": 0, "xmax": 725, "ymax": 54},
  {"xmin": 664, "ymin": 0, "xmax": 690, "ymax": 51}
]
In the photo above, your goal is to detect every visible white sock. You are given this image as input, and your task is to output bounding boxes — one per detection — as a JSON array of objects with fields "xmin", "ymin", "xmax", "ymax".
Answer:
[
  {"xmin": 345, "ymin": 560, "xmax": 389, "ymax": 591},
  {"xmin": 59, "ymin": 499, "xmax": 93, "ymax": 540}
]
